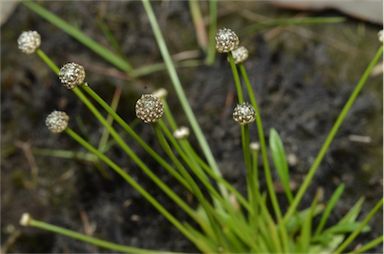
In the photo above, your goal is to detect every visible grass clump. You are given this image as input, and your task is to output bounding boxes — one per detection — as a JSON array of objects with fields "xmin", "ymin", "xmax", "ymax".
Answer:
[{"xmin": 16, "ymin": 1, "xmax": 383, "ymax": 253}]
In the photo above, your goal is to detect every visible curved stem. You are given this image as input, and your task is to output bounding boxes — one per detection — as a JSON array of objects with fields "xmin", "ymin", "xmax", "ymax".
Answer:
[
  {"xmin": 28, "ymin": 217, "xmax": 178, "ymax": 254},
  {"xmin": 72, "ymin": 88, "xmax": 198, "ymax": 221},
  {"xmin": 238, "ymin": 63, "xmax": 289, "ymax": 252},
  {"xmin": 64, "ymin": 128, "xmax": 198, "ymax": 247},
  {"xmin": 284, "ymin": 46, "xmax": 383, "ymax": 222},
  {"xmin": 141, "ymin": 0, "xmax": 227, "ymax": 198}
]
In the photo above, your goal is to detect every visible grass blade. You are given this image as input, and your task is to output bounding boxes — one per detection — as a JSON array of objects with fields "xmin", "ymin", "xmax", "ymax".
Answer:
[
  {"xmin": 334, "ymin": 198, "xmax": 383, "ymax": 254},
  {"xmin": 22, "ymin": 1, "xmax": 133, "ymax": 72},
  {"xmin": 269, "ymin": 128, "xmax": 293, "ymax": 203},
  {"xmin": 351, "ymin": 236, "xmax": 384, "ymax": 254},
  {"xmin": 315, "ymin": 183, "xmax": 345, "ymax": 235},
  {"xmin": 284, "ymin": 46, "xmax": 383, "ymax": 222},
  {"xmin": 141, "ymin": 0, "xmax": 226, "ymax": 197}
]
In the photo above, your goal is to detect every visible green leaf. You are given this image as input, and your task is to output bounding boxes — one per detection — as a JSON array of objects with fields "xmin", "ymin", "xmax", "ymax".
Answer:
[
  {"xmin": 269, "ymin": 128, "xmax": 293, "ymax": 202},
  {"xmin": 315, "ymin": 184, "xmax": 345, "ymax": 235},
  {"xmin": 286, "ymin": 204, "xmax": 324, "ymax": 234},
  {"xmin": 340, "ymin": 198, "xmax": 365, "ymax": 224}
]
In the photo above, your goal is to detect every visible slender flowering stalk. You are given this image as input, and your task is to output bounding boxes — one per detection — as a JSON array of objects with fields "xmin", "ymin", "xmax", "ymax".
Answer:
[
  {"xmin": 283, "ymin": 45, "xmax": 384, "ymax": 222},
  {"xmin": 141, "ymin": 0, "xmax": 227, "ymax": 198},
  {"xmin": 57, "ymin": 127, "xmax": 206, "ymax": 251},
  {"xmin": 19, "ymin": 214, "xmax": 175, "ymax": 254}
]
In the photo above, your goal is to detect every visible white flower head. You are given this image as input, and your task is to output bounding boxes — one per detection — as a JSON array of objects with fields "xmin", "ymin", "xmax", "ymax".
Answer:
[
  {"xmin": 17, "ymin": 31, "xmax": 41, "ymax": 54},
  {"xmin": 45, "ymin": 111, "xmax": 69, "ymax": 133}
]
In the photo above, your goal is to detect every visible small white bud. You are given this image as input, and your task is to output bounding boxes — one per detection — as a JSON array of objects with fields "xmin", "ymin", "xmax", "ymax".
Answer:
[
  {"xmin": 152, "ymin": 88, "xmax": 168, "ymax": 99},
  {"xmin": 378, "ymin": 30, "xmax": 383, "ymax": 42},
  {"xmin": 173, "ymin": 126, "xmax": 190, "ymax": 139},
  {"xmin": 20, "ymin": 213, "xmax": 32, "ymax": 226},
  {"xmin": 249, "ymin": 142, "xmax": 260, "ymax": 151}
]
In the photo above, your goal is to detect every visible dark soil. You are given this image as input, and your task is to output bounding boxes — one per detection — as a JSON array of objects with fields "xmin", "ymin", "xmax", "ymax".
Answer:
[{"xmin": 1, "ymin": 1, "xmax": 382, "ymax": 253}]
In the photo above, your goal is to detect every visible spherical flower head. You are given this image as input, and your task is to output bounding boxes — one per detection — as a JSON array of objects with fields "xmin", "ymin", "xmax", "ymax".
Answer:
[
  {"xmin": 45, "ymin": 111, "xmax": 69, "ymax": 133},
  {"xmin": 59, "ymin": 63, "xmax": 86, "ymax": 89},
  {"xmin": 215, "ymin": 28, "xmax": 239, "ymax": 53},
  {"xmin": 233, "ymin": 102, "xmax": 256, "ymax": 125},
  {"xmin": 135, "ymin": 94, "xmax": 164, "ymax": 123},
  {"xmin": 17, "ymin": 31, "xmax": 41, "ymax": 54},
  {"xmin": 232, "ymin": 46, "xmax": 249, "ymax": 64}
]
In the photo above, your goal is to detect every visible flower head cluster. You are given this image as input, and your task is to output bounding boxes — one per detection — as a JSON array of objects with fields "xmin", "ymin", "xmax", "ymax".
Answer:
[
  {"xmin": 232, "ymin": 46, "xmax": 249, "ymax": 64},
  {"xmin": 215, "ymin": 28, "xmax": 239, "ymax": 53},
  {"xmin": 45, "ymin": 111, "xmax": 69, "ymax": 133},
  {"xmin": 135, "ymin": 94, "xmax": 164, "ymax": 123},
  {"xmin": 59, "ymin": 63, "xmax": 86, "ymax": 89},
  {"xmin": 233, "ymin": 102, "xmax": 256, "ymax": 125},
  {"xmin": 17, "ymin": 31, "xmax": 41, "ymax": 54}
]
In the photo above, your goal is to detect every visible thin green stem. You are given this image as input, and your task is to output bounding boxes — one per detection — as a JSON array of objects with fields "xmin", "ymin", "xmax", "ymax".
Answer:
[
  {"xmin": 182, "ymin": 141, "xmax": 252, "ymax": 212},
  {"xmin": 163, "ymin": 100, "xmax": 178, "ymax": 131},
  {"xmin": 64, "ymin": 128, "xmax": 198, "ymax": 247},
  {"xmin": 32, "ymin": 148, "xmax": 96, "ymax": 162},
  {"xmin": 36, "ymin": 49, "xmax": 59, "ymax": 74},
  {"xmin": 141, "ymin": 0, "xmax": 227, "ymax": 198},
  {"xmin": 72, "ymin": 88, "xmax": 198, "ymax": 221},
  {"xmin": 241, "ymin": 16, "xmax": 345, "ymax": 34},
  {"xmin": 351, "ymin": 236, "xmax": 384, "ymax": 254},
  {"xmin": 206, "ymin": 0, "xmax": 217, "ymax": 65},
  {"xmin": 37, "ymin": 49, "xmax": 194, "ymax": 193},
  {"xmin": 154, "ymin": 125, "xmax": 227, "ymax": 248},
  {"xmin": 228, "ymin": 54, "xmax": 244, "ymax": 103},
  {"xmin": 98, "ymin": 87, "xmax": 122, "ymax": 152},
  {"xmin": 23, "ymin": 1, "xmax": 133, "ymax": 73},
  {"xmin": 130, "ymin": 60, "xmax": 202, "ymax": 78},
  {"xmin": 241, "ymin": 125, "xmax": 253, "ymax": 205},
  {"xmin": 284, "ymin": 46, "xmax": 383, "ymax": 222},
  {"xmin": 81, "ymin": 86, "xmax": 192, "ymax": 191},
  {"xmin": 238, "ymin": 63, "xmax": 289, "ymax": 252},
  {"xmin": 250, "ymin": 147, "xmax": 260, "ymax": 226},
  {"xmin": 334, "ymin": 198, "xmax": 384, "ymax": 254},
  {"xmin": 27, "ymin": 217, "xmax": 175, "ymax": 254},
  {"xmin": 189, "ymin": 0, "xmax": 208, "ymax": 51}
]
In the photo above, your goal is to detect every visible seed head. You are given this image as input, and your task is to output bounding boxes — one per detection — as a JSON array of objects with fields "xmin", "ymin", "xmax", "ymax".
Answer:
[
  {"xmin": 135, "ymin": 94, "xmax": 164, "ymax": 123},
  {"xmin": 20, "ymin": 213, "xmax": 32, "ymax": 226},
  {"xmin": 17, "ymin": 31, "xmax": 41, "ymax": 54},
  {"xmin": 173, "ymin": 126, "xmax": 190, "ymax": 139},
  {"xmin": 378, "ymin": 30, "xmax": 383, "ymax": 42},
  {"xmin": 59, "ymin": 63, "xmax": 86, "ymax": 89},
  {"xmin": 215, "ymin": 28, "xmax": 239, "ymax": 53},
  {"xmin": 233, "ymin": 102, "xmax": 256, "ymax": 125},
  {"xmin": 45, "ymin": 111, "xmax": 69, "ymax": 133},
  {"xmin": 152, "ymin": 88, "xmax": 168, "ymax": 99},
  {"xmin": 249, "ymin": 142, "xmax": 260, "ymax": 151},
  {"xmin": 232, "ymin": 46, "xmax": 249, "ymax": 64}
]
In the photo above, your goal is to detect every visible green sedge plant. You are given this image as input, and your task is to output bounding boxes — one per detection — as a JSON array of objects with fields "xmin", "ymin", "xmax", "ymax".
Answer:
[{"xmin": 16, "ymin": 1, "xmax": 383, "ymax": 253}]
